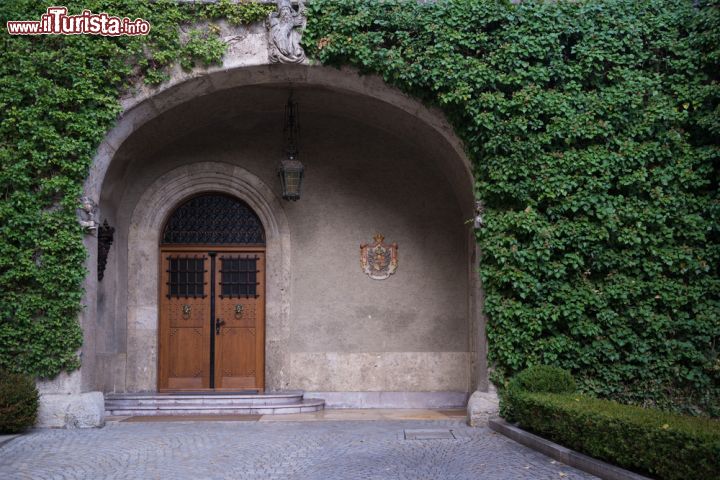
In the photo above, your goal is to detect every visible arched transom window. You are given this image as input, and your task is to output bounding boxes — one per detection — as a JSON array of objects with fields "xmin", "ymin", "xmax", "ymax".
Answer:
[{"xmin": 161, "ymin": 194, "xmax": 265, "ymax": 245}]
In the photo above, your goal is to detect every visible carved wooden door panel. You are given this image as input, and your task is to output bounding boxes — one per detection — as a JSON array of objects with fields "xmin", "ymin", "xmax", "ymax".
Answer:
[
  {"xmin": 159, "ymin": 253, "xmax": 211, "ymax": 390},
  {"xmin": 158, "ymin": 248, "xmax": 265, "ymax": 392},
  {"xmin": 214, "ymin": 253, "xmax": 265, "ymax": 390}
]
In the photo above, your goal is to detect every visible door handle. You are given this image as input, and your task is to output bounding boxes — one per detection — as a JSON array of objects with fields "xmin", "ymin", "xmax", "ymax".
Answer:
[{"xmin": 215, "ymin": 318, "xmax": 226, "ymax": 335}]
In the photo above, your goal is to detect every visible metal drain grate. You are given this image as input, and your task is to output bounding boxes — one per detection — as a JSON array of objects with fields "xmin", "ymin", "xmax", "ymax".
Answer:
[{"xmin": 404, "ymin": 429, "xmax": 456, "ymax": 440}]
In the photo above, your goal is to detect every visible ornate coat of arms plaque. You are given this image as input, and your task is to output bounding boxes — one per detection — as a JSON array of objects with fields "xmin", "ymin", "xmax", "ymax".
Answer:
[{"xmin": 360, "ymin": 234, "xmax": 398, "ymax": 280}]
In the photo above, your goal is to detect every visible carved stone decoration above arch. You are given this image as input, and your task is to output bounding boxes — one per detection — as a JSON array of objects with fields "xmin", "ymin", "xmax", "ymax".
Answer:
[
  {"xmin": 266, "ymin": 0, "xmax": 308, "ymax": 64},
  {"xmin": 124, "ymin": 162, "xmax": 291, "ymax": 392}
]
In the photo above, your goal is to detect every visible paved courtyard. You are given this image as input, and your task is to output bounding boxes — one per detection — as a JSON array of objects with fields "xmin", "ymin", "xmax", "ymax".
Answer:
[{"xmin": 1, "ymin": 415, "xmax": 597, "ymax": 480}]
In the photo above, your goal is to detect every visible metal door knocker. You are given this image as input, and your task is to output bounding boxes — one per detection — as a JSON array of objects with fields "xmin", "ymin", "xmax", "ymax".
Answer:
[
  {"xmin": 234, "ymin": 304, "xmax": 244, "ymax": 319},
  {"xmin": 182, "ymin": 304, "xmax": 191, "ymax": 319}
]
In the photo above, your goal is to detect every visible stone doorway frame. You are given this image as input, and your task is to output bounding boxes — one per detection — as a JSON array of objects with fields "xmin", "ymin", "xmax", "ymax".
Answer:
[{"xmin": 128, "ymin": 162, "xmax": 290, "ymax": 392}]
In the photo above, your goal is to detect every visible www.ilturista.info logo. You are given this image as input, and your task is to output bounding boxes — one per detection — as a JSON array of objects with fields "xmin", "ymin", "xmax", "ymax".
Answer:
[{"xmin": 6, "ymin": 6, "xmax": 151, "ymax": 36}]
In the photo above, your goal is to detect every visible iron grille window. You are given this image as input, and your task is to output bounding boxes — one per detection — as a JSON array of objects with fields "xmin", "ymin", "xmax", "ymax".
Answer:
[
  {"xmin": 167, "ymin": 256, "xmax": 206, "ymax": 298},
  {"xmin": 162, "ymin": 194, "xmax": 265, "ymax": 245},
  {"xmin": 220, "ymin": 256, "xmax": 258, "ymax": 298}
]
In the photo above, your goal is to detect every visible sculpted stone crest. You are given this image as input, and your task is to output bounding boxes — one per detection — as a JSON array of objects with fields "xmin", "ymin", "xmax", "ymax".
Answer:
[
  {"xmin": 360, "ymin": 234, "xmax": 398, "ymax": 280},
  {"xmin": 267, "ymin": 0, "xmax": 307, "ymax": 64}
]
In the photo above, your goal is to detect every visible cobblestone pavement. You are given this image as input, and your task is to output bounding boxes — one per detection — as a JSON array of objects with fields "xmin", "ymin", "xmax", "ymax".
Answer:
[{"xmin": 0, "ymin": 419, "xmax": 597, "ymax": 480}]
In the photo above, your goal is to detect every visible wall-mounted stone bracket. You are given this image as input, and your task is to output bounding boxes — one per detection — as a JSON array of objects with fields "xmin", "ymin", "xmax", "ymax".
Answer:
[
  {"xmin": 78, "ymin": 196, "xmax": 99, "ymax": 234},
  {"xmin": 474, "ymin": 200, "xmax": 485, "ymax": 229}
]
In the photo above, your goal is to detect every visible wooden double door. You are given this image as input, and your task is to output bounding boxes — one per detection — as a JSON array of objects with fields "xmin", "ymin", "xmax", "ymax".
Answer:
[{"xmin": 158, "ymin": 246, "xmax": 265, "ymax": 391}]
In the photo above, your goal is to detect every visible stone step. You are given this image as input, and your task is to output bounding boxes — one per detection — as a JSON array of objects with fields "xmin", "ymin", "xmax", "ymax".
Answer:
[
  {"xmin": 105, "ymin": 398, "xmax": 325, "ymax": 416},
  {"xmin": 105, "ymin": 391, "xmax": 305, "ymax": 408}
]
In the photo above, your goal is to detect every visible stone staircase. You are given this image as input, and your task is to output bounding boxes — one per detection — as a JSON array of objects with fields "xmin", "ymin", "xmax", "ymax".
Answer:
[{"xmin": 104, "ymin": 391, "xmax": 324, "ymax": 416}]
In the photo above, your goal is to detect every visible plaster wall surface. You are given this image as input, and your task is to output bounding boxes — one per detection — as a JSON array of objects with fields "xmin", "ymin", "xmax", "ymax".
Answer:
[{"xmin": 97, "ymin": 86, "xmax": 471, "ymax": 394}]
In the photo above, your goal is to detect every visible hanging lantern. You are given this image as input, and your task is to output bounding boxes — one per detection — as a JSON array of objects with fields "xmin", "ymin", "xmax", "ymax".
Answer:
[
  {"xmin": 278, "ymin": 96, "xmax": 304, "ymax": 201},
  {"xmin": 278, "ymin": 155, "xmax": 304, "ymax": 201}
]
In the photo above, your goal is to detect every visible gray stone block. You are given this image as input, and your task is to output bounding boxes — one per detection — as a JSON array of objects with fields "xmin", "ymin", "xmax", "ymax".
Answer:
[
  {"xmin": 466, "ymin": 389, "xmax": 499, "ymax": 427},
  {"xmin": 37, "ymin": 392, "xmax": 105, "ymax": 428}
]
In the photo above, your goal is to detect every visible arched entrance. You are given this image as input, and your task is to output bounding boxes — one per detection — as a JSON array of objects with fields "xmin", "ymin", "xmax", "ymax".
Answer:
[
  {"xmin": 82, "ymin": 66, "xmax": 484, "ymax": 408},
  {"xmin": 36, "ymin": 24, "xmax": 495, "ymax": 428},
  {"xmin": 158, "ymin": 193, "xmax": 266, "ymax": 391}
]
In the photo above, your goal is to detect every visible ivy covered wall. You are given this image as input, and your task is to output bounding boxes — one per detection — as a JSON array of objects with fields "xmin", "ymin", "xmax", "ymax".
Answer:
[
  {"xmin": 0, "ymin": 0, "xmax": 717, "ymax": 416},
  {"xmin": 0, "ymin": 0, "xmax": 272, "ymax": 378},
  {"xmin": 303, "ymin": 0, "xmax": 720, "ymax": 415}
]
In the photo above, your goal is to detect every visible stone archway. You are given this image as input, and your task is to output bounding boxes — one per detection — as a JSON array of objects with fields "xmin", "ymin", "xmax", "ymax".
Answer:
[{"xmin": 38, "ymin": 23, "xmax": 490, "ymax": 427}]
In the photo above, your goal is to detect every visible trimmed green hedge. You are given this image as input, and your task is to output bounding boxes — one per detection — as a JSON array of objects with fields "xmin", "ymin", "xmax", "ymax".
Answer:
[
  {"xmin": 0, "ymin": 369, "xmax": 39, "ymax": 433},
  {"xmin": 502, "ymin": 367, "xmax": 720, "ymax": 479}
]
